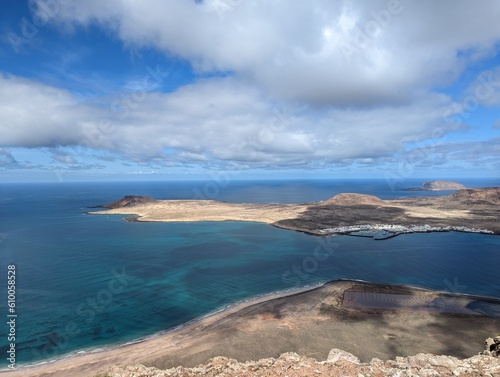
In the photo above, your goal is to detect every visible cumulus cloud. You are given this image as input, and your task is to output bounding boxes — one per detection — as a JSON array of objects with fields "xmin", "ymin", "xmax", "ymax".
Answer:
[
  {"xmin": 0, "ymin": 74, "xmax": 465, "ymax": 168},
  {"xmin": 34, "ymin": 0, "xmax": 500, "ymax": 106},
  {"xmin": 3, "ymin": 0, "xmax": 499, "ymax": 172},
  {"xmin": 0, "ymin": 74, "xmax": 106, "ymax": 148}
]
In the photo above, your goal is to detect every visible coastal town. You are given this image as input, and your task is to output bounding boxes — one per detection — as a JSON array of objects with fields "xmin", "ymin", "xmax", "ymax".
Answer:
[{"xmin": 318, "ymin": 224, "xmax": 496, "ymax": 238}]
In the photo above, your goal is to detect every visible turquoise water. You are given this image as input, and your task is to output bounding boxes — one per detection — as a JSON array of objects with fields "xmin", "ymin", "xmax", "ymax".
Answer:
[{"xmin": 0, "ymin": 179, "xmax": 499, "ymax": 367}]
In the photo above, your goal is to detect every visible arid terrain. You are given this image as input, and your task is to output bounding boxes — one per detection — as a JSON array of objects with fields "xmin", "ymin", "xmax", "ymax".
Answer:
[
  {"xmin": 89, "ymin": 188, "xmax": 500, "ymax": 236},
  {"xmin": 7, "ymin": 281, "xmax": 500, "ymax": 377}
]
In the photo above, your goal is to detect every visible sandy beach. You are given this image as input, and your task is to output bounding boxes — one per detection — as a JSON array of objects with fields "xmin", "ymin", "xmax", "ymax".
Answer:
[{"xmin": 4, "ymin": 280, "xmax": 500, "ymax": 377}]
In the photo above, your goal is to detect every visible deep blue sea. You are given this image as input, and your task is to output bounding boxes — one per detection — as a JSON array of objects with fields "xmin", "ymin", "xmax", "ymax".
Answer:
[{"xmin": 0, "ymin": 178, "xmax": 499, "ymax": 368}]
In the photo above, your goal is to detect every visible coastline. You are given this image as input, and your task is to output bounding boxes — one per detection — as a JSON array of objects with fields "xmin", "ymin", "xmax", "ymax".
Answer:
[
  {"xmin": 88, "ymin": 188, "xmax": 500, "ymax": 237},
  {"xmin": 316, "ymin": 224, "xmax": 495, "ymax": 239},
  {"xmin": 4, "ymin": 280, "xmax": 500, "ymax": 377},
  {"xmin": 1, "ymin": 283, "xmax": 325, "ymax": 377},
  {"xmin": 117, "ymin": 216, "xmax": 496, "ymax": 239}
]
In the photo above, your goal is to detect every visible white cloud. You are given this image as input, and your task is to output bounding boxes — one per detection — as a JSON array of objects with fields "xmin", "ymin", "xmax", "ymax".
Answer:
[
  {"xmin": 0, "ymin": 74, "xmax": 465, "ymax": 168},
  {"xmin": 4, "ymin": 0, "xmax": 500, "ymax": 172},
  {"xmin": 35, "ymin": 0, "xmax": 500, "ymax": 106},
  {"xmin": 0, "ymin": 74, "xmax": 105, "ymax": 148}
]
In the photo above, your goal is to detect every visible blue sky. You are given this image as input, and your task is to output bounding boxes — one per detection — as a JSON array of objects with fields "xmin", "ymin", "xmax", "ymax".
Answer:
[{"xmin": 0, "ymin": 0, "xmax": 499, "ymax": 182}]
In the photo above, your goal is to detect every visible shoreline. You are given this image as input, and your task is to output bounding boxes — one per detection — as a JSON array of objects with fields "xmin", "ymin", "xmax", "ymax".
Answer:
[
  {"xmin": 1, "ymin": 283, "xmax": 326, "ymax": 376},
  {"xmin": 273, "ymin": 222, "xmax": 498, "ymax": 238},
  {"xmin": 87, "ymin": 213, "xmax": 498, "ymax": 239},
  {"xmin": 4, "ymin": 279, "xmax": 500, "ymax": 377},
  {"xmin": 316, "ymin": 224, "xmax": 496, "ymax": 238},
  {"xmin": 88, "ymin": 188, "xmax": 500, "ymax": 236}
]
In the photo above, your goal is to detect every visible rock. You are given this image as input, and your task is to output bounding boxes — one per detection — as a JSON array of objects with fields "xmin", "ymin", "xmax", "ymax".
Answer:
[
  {"xmin": 419, "ymin": 368, "xmax": 441, "ymax": 377},
  {"xmin": 325, "ymin": 348, "xmax": 360, "ymax": 364},
  {"xmin": 106, "ymin": 340, "xmax": 500, "ymax": 377},
  {"xmin": 406, "ymin": 354, "xmax": 460, "ymax": 368},
  {"xmin": 482, "ymin": 336, "xmax": 500, "ymax": 357}
]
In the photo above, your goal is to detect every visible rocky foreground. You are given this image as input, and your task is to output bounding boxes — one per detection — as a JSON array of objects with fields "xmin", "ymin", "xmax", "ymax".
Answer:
[
  {"xmin": 107, "ymin": 345, "xmax": 500, "ymax": 377},
  {"xmin": 8, "ymin": 281, "xmax": 500, "ymax": 377}
]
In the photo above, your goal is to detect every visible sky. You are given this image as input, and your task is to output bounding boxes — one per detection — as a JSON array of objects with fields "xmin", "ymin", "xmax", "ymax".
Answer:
[{"xmin": 0, "ymin": 0, "xmax": 499, "ymax": 182}]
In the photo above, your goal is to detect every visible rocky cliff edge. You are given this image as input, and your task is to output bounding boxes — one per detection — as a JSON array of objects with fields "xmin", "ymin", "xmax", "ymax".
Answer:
[{"xmin": 106, "ymin": 339, "xmax": 500, "ymax": 377}]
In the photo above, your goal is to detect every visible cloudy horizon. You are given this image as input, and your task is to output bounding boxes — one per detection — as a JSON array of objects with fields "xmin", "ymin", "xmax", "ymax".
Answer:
[{"xmin": 1, "ymin": 0, "xmax": 499, "ymax": 182}]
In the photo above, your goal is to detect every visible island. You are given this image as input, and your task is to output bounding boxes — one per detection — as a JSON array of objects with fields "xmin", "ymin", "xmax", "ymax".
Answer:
[
  {"xmin": 88, "ymin": 187, "xmax": 500, "ymax": 238},
  {"xmin": 405, "ymin": 180, "xmax": 466, "ymax": 191}
]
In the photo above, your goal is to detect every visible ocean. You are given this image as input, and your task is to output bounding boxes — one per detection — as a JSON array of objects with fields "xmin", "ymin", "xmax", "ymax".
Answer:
[{"xmin": 0, "ymin": 178, "xmax": 499, "ymax": 368}]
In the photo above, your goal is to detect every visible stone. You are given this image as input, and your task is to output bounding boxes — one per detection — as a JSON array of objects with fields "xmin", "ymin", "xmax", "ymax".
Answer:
[
  {"xmin": 326, "ymin": 348, "xmax": 360, "ymax": 364},
  {"xmin": 482, "ymin": 336, "xmax": 500, "ymax": 357}
]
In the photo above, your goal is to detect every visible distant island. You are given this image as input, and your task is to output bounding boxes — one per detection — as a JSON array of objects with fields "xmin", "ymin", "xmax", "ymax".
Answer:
[
  {"xmin": 88, "ymin": 188, "xmax": 500, "ymax": 238},
  {"xmin": 404, "ymin": 180, "xmax": 466, "ymax": 191}
]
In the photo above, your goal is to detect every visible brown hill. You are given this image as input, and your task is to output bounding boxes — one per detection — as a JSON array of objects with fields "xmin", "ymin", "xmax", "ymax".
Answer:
[
  {"xmin": 102, "ymin": 195, "xmax": 157, "ymax": 209},
  {"xmin": 440, "ymin": 188, "xmax": 500, "ymax": 206},
  {"xmin": 322, "ymin": 193, "xmax": 385, "ymax": 206}
]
